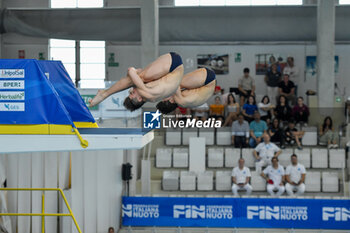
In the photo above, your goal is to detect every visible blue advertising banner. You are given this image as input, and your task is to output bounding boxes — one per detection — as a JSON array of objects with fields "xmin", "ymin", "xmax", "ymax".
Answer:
[{"xmin": 122, "ymin": 196, "xmax": 350, "ymax": 230}]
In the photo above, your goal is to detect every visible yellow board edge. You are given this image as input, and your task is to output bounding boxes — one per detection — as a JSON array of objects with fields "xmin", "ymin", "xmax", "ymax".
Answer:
[{"xmin": 73, "ymin": 122, "xmax": 99, "ymax": 128}]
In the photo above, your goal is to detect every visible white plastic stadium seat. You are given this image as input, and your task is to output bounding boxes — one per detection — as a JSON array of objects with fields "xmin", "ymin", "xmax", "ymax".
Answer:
[
  {"xmin": 295, "ymin": 148, "xmax": 311, "ymax": 168},
  {"xmin": 162, "ymin": 170, "xmax": 179, "ymax": 191},
  {"xmin": 199, "ymin": 128, "xmax": 215, "ymax": 145},
  {"xmin": 322, "ymin": 172, "xmax": 339, "ymax": 192},
  {"xmin": 180, "ymin": 171, "xmax": 196, "ymax": 191},
  {"xmin": 197, "ymin": 171, "xmax": 214, "ymax": 191},
  {"xmin": 208, "ymin": 147, "xmax": 224, "ymax": 168},
  {"xmin": 216, "ymin": 127, "xmax": 231, "ymax": 145},
  {"xmin": 329, "ymin": 149, "xmax": 346, "ymax": 168},
  {"xmin": 241, "ymin": 148, "xmax": 255, "ymax": 168},
  {"xmin": 224, "ymin": 148, "xmax": 241, "ymax": 168},
  {"xmin": 173, "ymin": 148, "xmax": 189, "ymax": 168},
  {"xmin": 156, "ymin": 148, "xmax": 172, "ymax": 168},
  {"xmin": 278, "ymin": 148, "xmax": 294, "ymax": 167},
  {"xmin": 215, "ymin": 171, "xmax": 232, "ymax": 191},
  {"xmin": 250, "ymin": 171, "xmax": 266, "ymax": 191},
  {"xmin": 302, "ymin": 126, "xmax": 318, "ymax": 146},
  {"xmin": 166, "ymin": 128, "xmax": 181, "ymax": 145},
  {"xmin": 182, "ymin": 128, "xmax": 198, "ymax": 145},
  {"xmin": 305, "ymin": 171, "xmax": 321, "ymax": 192},
  {"xmin": 311, "ymin": 148, "xmax": 328, "ymax": 168}
]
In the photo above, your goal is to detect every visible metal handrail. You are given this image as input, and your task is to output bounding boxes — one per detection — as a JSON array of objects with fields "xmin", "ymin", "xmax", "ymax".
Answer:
[{"xmin": 0, "ymin": 188, "xmax": 82, "ymax": 233}]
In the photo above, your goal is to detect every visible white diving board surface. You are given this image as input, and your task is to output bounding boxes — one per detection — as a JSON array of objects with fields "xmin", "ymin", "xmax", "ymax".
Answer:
[{"xmin": 0, "ymin": 128, "xmax": 154, "ymax": 154}]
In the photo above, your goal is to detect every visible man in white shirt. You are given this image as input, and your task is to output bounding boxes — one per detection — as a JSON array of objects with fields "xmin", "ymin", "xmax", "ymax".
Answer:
[
  {"xmin": 285, "ymin": 154, "xmax": 306, "ymax": 196},
  {"xmin": 261, "ymin": 157, "xmax": 285, "ymax": 197},
  {"xmin": 253, "ymin": 134, "xmax": 282, "ymax": 174},
  {"xmin": 283, "ymin": 56, "xmax": 299, "ymax": 95},
  {"xmin": 232, "ymin": 158, "xmax": 253, "ymax": 196}
]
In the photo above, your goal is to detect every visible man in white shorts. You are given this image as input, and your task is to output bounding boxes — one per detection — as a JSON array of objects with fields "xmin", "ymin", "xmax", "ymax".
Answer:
[
  {"xmin": 285, "ymin": 154, "xmax": 306, "ymax": 196},
  {"xmin": 232, "ymin": 158, "xmax": 253, "ymax": 196},
  {"xmin": 253, "ymin": 134, "xmax": 282, "ymax": 174},
  {"xmin": 261, "ymin": 157, "xmax": 285, "ymax": 197}
]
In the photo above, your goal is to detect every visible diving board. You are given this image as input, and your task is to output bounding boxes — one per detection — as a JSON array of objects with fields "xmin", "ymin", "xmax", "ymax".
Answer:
[{"xmin": 0, "ymin": 128, "xmax": 154, "ymax": 153}]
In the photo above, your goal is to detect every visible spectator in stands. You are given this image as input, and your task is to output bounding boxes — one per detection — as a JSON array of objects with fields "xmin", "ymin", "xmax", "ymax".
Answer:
[
  {"xmin": 238, "ymin": 68, "xmax": 256, "ymax": 107},
  {"xmin": 258, "ymin": 95, "xmax": 275, "ymax": 125},
  {"xmin": 223, "ymin": 94, "xmax": 240, "ymax": 127},
  {"xmin": 283, "ymin": 56, "xmax": 299, "ymax": 95},
  {"xmin": 231, "ymin": 114, "xmax": 250, "ymax": 148},
  {"xmin": 274, "ymin": 95, "xmax": 291, "ymax": 125},
  {"xmin": 175, "ymin": 106, "xmax": 191, "ymax": 121},
  {"xmin": 265, "ymin": 63, "xmax": 282, "ymax": 105},
  {"xmin": 292, "ymin": 97, "xmax": 310, "ymax": 126},
  {"xmin": 232, "ymin": 158, "xmax": 253, "ymax": 196},
  {"xmin": 242, "ymin": 95, "xmax": 258, "ymax": 123},
  {"xmin": 261, "ymin": 157, "xmax": 285, "ymax": 197},
  {"xmin": 108, "ymin": 227, "xmax": 115, "ymax": 233},
  {"xmin": 249, "ymin": 111, "xmax": 268, "ymax": 148},
  {"xmin": 319, "ymin": 116, "xmax": 339, "ymax": 149},
  {"xmin": 254, "ymin": 134, "xmax": 282, "ymax": 174},
  {"xmin": 284, "ymin": 120, "xmax": 304, "ymax": 150},
  {"xmin": 193, "ymin": 103, "xmax": 209, "ymax": 121},
  {"xmin": 269, "ymin": 118, "xmax": 285, "ymax": 149},
  {"xmin": 285, "ymin": 154, "xmax": 306, "ymax": 196},
  {"xmin": 209, "ymin": 96, "xmax": 225, "ymax": 122},
  {"xmin": 207, "ymin": 86, "xmax": 222, "ymax": 105},
  {"xmin": 278, "ymin": 74, "xmax": 295, "ymax": 105}
]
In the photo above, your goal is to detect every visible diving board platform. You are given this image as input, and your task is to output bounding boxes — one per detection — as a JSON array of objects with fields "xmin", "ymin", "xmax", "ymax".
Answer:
[{"xmin": 0, "ymin": 128, "xmax": 154, "ymax": 153}]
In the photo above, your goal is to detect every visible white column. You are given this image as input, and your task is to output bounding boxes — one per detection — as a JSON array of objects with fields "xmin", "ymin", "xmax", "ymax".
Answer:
[
  {"xmin": 317, "ymin": 0, "xmax": 335, "ymax": 111},
  {"xmin": 140, "ymin": 0, "xmax": 159, "ymax": 67}
]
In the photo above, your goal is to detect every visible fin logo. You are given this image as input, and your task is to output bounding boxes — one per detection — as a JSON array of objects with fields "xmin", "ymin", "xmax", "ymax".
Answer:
[
  {"xmin": 143, "ymin": 110, "xmax": 161, "ymax": 129},
  {"xmin": 323, "ymin": 207, "xmax": 350, "ymax": 221},
  {"xmin": 122, "ymin": 204, "xmax": 132, "ymax": 217},
  {"xmin": 0, "ymin": 69, "xmax": 25, "ymax": 78},
  {"xmin": 173, "ymin": 205, "xmax": 205, "ymax": 219},
  {"xmin": 247, "ymin": 206, "xmax": 308, "ymax": 221}
]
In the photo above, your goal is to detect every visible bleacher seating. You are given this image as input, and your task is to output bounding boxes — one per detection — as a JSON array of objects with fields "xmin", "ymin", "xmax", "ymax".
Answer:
[
  {"xmin": 162, "ymin": 171, "xmax": 179, "ymax": 191},
  {"xmin": 329, "ymin": 149, "xmax": 346, "ymax": 168},
  {"xmin": 197, "ymin": 171, "xmax": 214, "ymax": 191},
  {"xmin": 165, "ymin": 128, "xmax": 181, "ymax": 145},
  {"xmin": 295, "ymin": 148, "xmax": 311, "ymax": 168},
  {"xmin": 302, "ymin": 126, "xmax": 318, "ymax": 146},
  {"xmin": 311, "ymin": 148, "xmax": 328, "ymax": 168},
  {"xmin": 199, "ymin": 128, "xmax": 215, "ymax": 145},
  {"xmin": 208, "ymin": 147, "xmax": 224, "ymax": 168},
  {"xmin": 250, "ymin": 171, "xmax": 266, "ymax": 191},
  {"xmin": 224, "ymin": 148, "xmax": 240, "ymax": 168},
  {"xmin": 215, "ymin": 171, "xmax": 232, "ymax": 191},
  {"xmin": 241, "ymin": 148, "xmax": 255, "ymax": 168},
  {"xmin": 180, "ymin": 171, "xmax": 196, "ymax": 191},
  {"xmin": 279, "ymin": 148, "xmax": 294, "ymax": 167},
  {"xmin": 216, "ymin": 127, "xmax": 231, "ymax": 145},
  {"xmin": 322, "ymin": 172, "xmax": 339, "ymax": 192},
  {"xmin": 182, "ymin": 128, "xmax": 198, "ymax": 145},
  {"xmin": 173, "ymin": 148, "xmax": 189, "ymax": 168},
  {"xmin": 156, "ymin": 148, "xmax": 172, "ymax": 168},
  {"xmin": 305, "ymin": 171, "xmax": 321, "ymax": 192}
]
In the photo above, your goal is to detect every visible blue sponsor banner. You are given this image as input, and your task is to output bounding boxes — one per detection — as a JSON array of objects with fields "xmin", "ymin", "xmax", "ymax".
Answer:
[{"xmin": 122, "ymin": 196, "xmax": 350, "ymax": 230}]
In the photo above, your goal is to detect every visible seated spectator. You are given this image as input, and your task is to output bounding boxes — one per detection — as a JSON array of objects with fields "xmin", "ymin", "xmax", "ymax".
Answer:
[
  {"xmin": 108, "ymin": 227, "xmax": 115, "ymax": 233},
  {"xmin": 269, "ymin": 118, "xmax": 285, "ymax": 149},
  {"xmin": 261, "ymin": 157, "xmax": 285, "ymax": 197},
  {"xmin": 242, "ymin": 95, "xmax": 258, "ymax": 123},
  {"xmin": 175, "ymin": 106, "xmax": 191, "ymax": 121},
  {"xmin": 258, "ymin": 95, "xmax": 275, "ymax": 125},
  {"xmin": 292, "ymin": 97, "xmax": 309, "ymax": 126},
  {"xmin": 274, "ymin": 95, "xmax": 292, "ymax": 125},
  {"xmin": 238, "ymin": 67, "xmax": 255, "ymax": 106},
  {"xmin": 193, "ymin": 103, "xmax": 209, "ymax": 121},
  {"xmin": 231, "ymin": 114, "xmax": 250, "ymax": 148},
  {"xmin": 278, "ymin": 73, "xmax": 295, "ymax": 105},
  {"xmin": 223, "ymin": 94, "xmax": 240, "ymax": 127},
  {"xmin": 319, "ymin": 116, "xmax": 339, "ymax": 149},
  {"xmin": 284, "ymin": 120, "xmax": 304, "ymax": 150},
  {"xmin": 253, "ymin": 134, "xmax": 282, "ymax": 174},
  {"xmin": 249, "ymin": 111, "xmax": 268, "ymax": 148},
  {"xmin": 209, "ymin": 96, "xmax": 225, "ymax": 122},
  {"xmin": 285, "ymin": 154, "xmax": 306, "ymax": 196},
  {"xmin": 207, "ymin": 85, "xmax": 222, "ymax": 105},
  {"xmin": 232, "ymin": 158, "xmax": 253, "ymax": 197}
]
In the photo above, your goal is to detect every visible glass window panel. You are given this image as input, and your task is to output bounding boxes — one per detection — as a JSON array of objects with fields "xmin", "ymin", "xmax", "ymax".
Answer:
[
  {"xmin": 79, "ymin": 80, "xmax": 105, "ymax": 89},
  {"xmin": 50, "ymin": 39, "xmax": 75, "ymax": 48},
  {"xmin": 251, "ymin": 0, "xmax": 276, "ymax": 5},
  {"xmin": 175, "ymin": 0, "xmax": 200, "ymax": 6},
  {"xmin": 51, "ymin": 0, "xmax": 76, "ymax": 8},
  {"xmin": 80, "ymin": 64, "xmax": 105, "ymax": 80},
  {"xmin": 200, "ymin": 0, "xmax": 225, "ymax": 5},
  {"xmin": 340, "ymin": 0, "xmax": 350, "ymax": 4},
  {"xmin": 276, "ymin": 0, "xmax": 302, "ymax": 5},
  {"xmin": 225, "ymin": 0, "xmax": 251, "ymax": 5},
  {"xmin": 77, "ymin": 0, "xmax": 103, "ymax": 8},
  {"xmin": 62, "ymin": 63, "xmax": 76, "ymax": 82},
  {"xmin": 80, "ymin": 48, "xmax": 105, "ymax": 63},
  {"xmin": 80, "ymin": 40, "xmax": 105, "ymax": 48},
  {"xmin": 50, "ymin": 48, "xmax": 76, "ymax": 63}
]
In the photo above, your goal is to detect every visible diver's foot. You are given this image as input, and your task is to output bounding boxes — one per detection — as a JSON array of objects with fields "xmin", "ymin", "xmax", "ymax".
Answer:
[{"xmin": 89, "ymin": 90, "xmax": 107, "ymax": 107}]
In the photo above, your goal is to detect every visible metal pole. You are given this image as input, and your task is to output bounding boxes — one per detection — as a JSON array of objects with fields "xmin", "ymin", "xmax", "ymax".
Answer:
[{"xmin": 42, "ymin": 194, "xmax": 45, "ymax": 233}]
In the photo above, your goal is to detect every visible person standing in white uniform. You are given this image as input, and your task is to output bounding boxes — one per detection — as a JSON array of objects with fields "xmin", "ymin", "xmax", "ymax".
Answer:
[
  {"xmin": 285, "ymin": 154, "xmax": 306, "ymax": 196},
  {"xmin": 261, "ymin": 157, "xmax": 285, "ymax": 197},
  {"xmin": 232, "ymin": 158, "xmax": 253, "ymax": 196}
]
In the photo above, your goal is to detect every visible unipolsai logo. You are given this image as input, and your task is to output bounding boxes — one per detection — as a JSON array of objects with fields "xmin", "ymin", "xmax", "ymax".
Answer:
[
  {"xmin": 247, "ymin": 206, "xmax": 308, "ymax": 221},
  {"xmin": 323, "ymin": 207, "xmax": 350, "ymax": 222},
  {"xmin": 173, "ymin": 205, "xmax": 205, "ymax": 219},
  {"xmin": 143, "ymin": 110, "xmax": 161, "ymax": 129},
  {"xmin": 122, "ymin": 204, "xmax": 159, "ymax": 219},
  {"xmin": 0, "ymin": 69, "xmax": 25, "ymax": 78}
]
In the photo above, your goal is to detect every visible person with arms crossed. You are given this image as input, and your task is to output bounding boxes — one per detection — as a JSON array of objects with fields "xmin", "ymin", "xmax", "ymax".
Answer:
[
  {"xmin": 232, "ymin": 158, "xmax": 253, "ymax": 197},
  {"xmin": 285, "ymin": 154, "xmax": 306, "ymax": 196},
  {"xmin": 231, "ymin": 114, "xmax": 250, "ymax": 148},
  {"xmin": 238, "ymin": 68, "xmax": 255, "ymax": 107},
  {"xmin": 261, "ymin": 157, "xmax": 285, "ymax": 197}
]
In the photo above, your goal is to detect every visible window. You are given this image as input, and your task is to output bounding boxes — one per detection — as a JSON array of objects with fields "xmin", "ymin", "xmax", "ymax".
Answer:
[
  {"xmin": 175, "ymin": 0, "xmax": 302, "ymax": 6},
  {"xmin": 51, "ymin": 0, "xmax": 103, "ymax": 8},
  {"xmin": 339, "ymin": 0, "xmax": 350, "ymax": 4}
]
